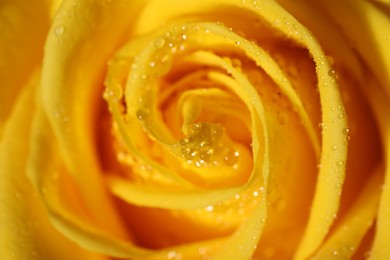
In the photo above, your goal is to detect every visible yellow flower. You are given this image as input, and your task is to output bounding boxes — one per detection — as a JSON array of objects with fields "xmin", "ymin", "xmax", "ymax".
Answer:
[{"xmin": 1, "ymin": 0, "xmax": 389, "ymax": 259}]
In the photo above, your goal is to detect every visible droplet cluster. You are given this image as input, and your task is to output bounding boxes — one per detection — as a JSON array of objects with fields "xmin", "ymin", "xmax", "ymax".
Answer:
[{"xmin": 177, "ymin": 123, "xmax": 240, "ymax": 168}]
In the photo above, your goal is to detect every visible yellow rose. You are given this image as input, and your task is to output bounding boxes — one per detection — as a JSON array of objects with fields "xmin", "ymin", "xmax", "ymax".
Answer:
[{"xmin": 1, "ymin": 0, "xmax": 389, "ymax": 259}]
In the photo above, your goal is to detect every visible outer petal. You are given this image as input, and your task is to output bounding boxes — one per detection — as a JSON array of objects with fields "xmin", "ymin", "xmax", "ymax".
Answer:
[
  {"xmin": 305, "ymin": 0, "xmax": 390, "ymax": 97},
  {"xmin": 305, "ymin": 0, "xmax": 390, "ymax": 257},
  {"xmin": 0, "ymin": 71, "xmax": 106, "ymax": 260},
  {"xmin": 40, "ymin": 0, "xmax": 146, "ymax": 242},
  {"xmin": 313, "ymin": 167, "xmax": 382, "ymax": 259},
  {"xmin": 364, "ymin": 74, "xmax": 390, "ymax": 259},
  {"xmin": 0, "ymin": 0, "xmax": 56, "ymax": 138}
]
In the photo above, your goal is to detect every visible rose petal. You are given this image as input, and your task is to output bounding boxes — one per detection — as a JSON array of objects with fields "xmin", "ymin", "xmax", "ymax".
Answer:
[
  {"xmin": 306, "ymin": 0, "xmax": 390, "ymax": 96},
  {"xmin": 313, "ymin": 166, "xmax": 383, "ymax": 258},
  {"xmin": 40, "ymin": 0, "xmax": 147, "ymax": 246},
  {"xmin": 276, "ymin": 0, "xmax": 363, "ymax": 82},
  {"xmin": 309, "ymin": 0, "xmax": 390, "ymax": 257},
  {"xmin": 105, "ymin": 20, "xmax": 272, "ymax": 257},
  {"xmin": 0, "ymin": 71, "xmax": 106, "ymax": 260},
  {"xmin": 362, "ymin": 74, "xmax": 390, "ymax": 258},
  {"xmin": 105, "ymin": 23, "xmax": 268, "ymax": 207},
  {"xmin": 0, "ymin": 0, "xmax": 54, "ymax": 137},
  {"xmin": 229, "ymin": 1, "xmax": 348, "ymax": 259}
]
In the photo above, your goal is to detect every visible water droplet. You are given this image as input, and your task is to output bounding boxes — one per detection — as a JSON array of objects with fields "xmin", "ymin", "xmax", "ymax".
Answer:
[
  {"xmin": 199, "ymin": 150, "xmax": 211, "ymax": 161},
  {"xmin": 136, "ymin": 109, "xmax": 148, "ymax": 121},
  {"xmin": 108, "ymin": 84, "xmax": 123, "ymax": 100},
  {"xmin": 336, "ymin": 161, "xmax": 344, "ymax": 167},
  {"xmin": 223, "ymin": 149, "xmax": 239, "ymax": 166},
  {"xmin": 199, "ymin": 141, "xmax": 208, "ymax": 147},
  {"xmin": 161, "ymin": 54, "xmax": 170, "ymax": 64},
  {"xmin": 179, "ymin": 138, "xmax": 190, "ymax": 146},
  {"xmin": 54, "ymin": 26, "xmax": 65, "ymax": 36},
  {"xmin": 331, "ymin": 145, "xmax": 337, "ymax": 151},
  {"xmin": 154, "ymin": 37, "xmax": 165, "ymax": 48},
  {"xmin": 181, "ymin": 147, "xmax": 191, "ymax": 156},
  {"xmin": 253, "ymin": 190, "xmax": 259, "ymax": 197},
  {"xmin": 150, "ymin": 61, "xmax": 156, "ymax": 67},
  {"xmin": 181, "ymin": 34, "xmax": 187, "ymax": 40},
  {"xmin": 333, "ymin": 250, "xmax": 338, "ymax": 256},
  {"xmin": 190, "ymin": 150, "xmax": 198, "ymax": 157},
  {"xmin": 205, "ymin": 205, "xmax": 214, "ymax": 212},
  {"xmin": 328, "ymin": 70, "xmax": 335, "ymax": 76},
  {"xmin": 342, "ymin": 128, "xmax": 350, "ymax": 135},
  {"xmin": 195, "ymin": 160, "xmax": 205, "ymax": 167}
]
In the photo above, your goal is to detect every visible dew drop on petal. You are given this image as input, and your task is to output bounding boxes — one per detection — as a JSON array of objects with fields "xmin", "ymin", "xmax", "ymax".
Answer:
[
  {"xmin": 328, "ymin": 69, "xmax": 335, "ymax": 76},
  {"xmin": 54, "ymin": 26, "xmax": 64, "ymax": 36},
  {"xmin": 337, "ymin": 161, "xmax": 344, "ymax": 167},
  {"xmin": 205, "ymin": 205, "xmax": 214, "ymax": 212},
  {"xmin": 223, "ymin": 149, "xmax": 240, "ymax": 166},
  {"xmin": 179, "ymin": 138, "xmax": 190, "ymax": 146},
  {"xmin": 136, "ymin": 109, "xmax": 149, "ymax": 121},
  {"xmin": 154, "ymin": 37, "xmax": 166, "ymax": 48}
]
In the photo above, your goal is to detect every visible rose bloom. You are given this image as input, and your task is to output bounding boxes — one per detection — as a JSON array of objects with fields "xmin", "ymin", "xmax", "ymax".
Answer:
[{"xmin": 1, "ymin": 0, "xmax": 389, "ymax": 259}]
